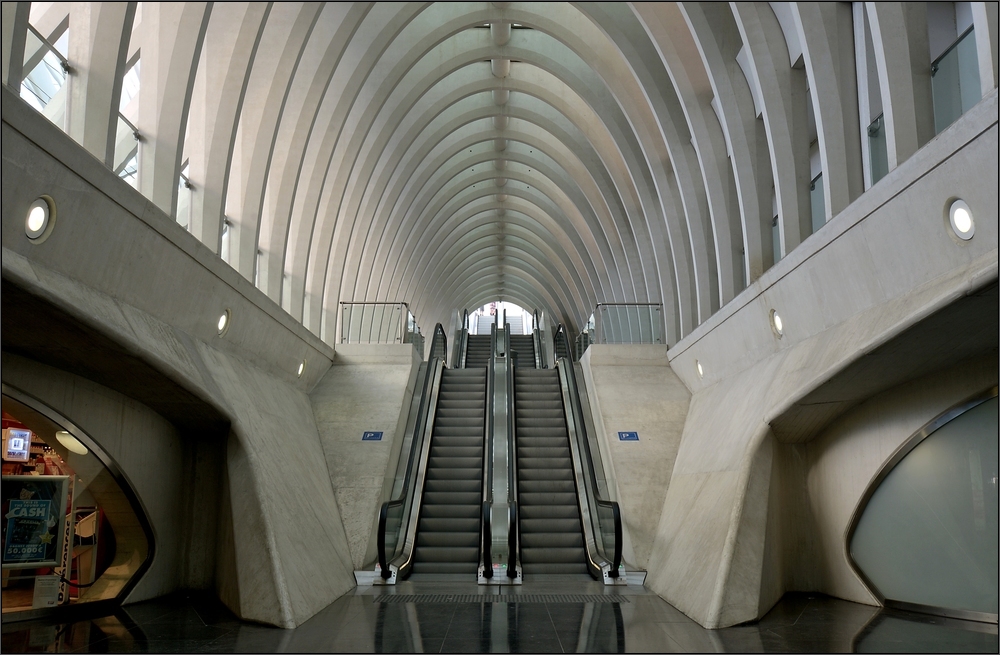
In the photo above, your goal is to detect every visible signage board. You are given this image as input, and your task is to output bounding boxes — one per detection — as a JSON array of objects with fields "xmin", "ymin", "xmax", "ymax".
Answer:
[
  {"xmin": 362, "ymin": 431, "xmax": 383, "ymax": 441},
  {"xmin": 4, "ymin": 428, "xmax": 31, "ymax": 462},
  {"xmin": 618, "ymin": 431, "xmax": 639, "ymax": 441},
  {"xmin": 1, "ymin": 476, "xmax": 69, "ymax": 569}
]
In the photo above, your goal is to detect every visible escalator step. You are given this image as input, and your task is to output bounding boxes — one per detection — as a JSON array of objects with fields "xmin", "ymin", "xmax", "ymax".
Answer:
[
  {"xmin": 519, "ymin": 482, "xmax": 576, "ymax": 495},
  {"xmin": 520, "ymin": 505, "xmax": 581, "ymax": 520},
  {"xmin": 521, "ymin": 547, "xmax": 587, "ymax": 564},
  {"xmin": 419, "ymin": 517, "xmax": 481, "ymax": 532},
  {"xmin": 521, "ymin": 532, "xmax": 584, "ymax": 549},
  {"xmin": 520, "ymin": 516, "xmax": 581, "ymax": 533},
  {"xmin": 420, "ymin": 504, "xmax": 479, "ymax": 519},
  {"xmin": 422, "ymin": 491, "xmax": 481, "ymax": 505},
  {"xmin": 417, "ymin": 532, "xmax": 480, "ymax": 547}
]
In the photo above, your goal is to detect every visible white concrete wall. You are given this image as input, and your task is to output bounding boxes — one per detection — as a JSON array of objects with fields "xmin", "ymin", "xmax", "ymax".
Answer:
[
  {"xmin": 767, "ymin": 353, "xmax": 999, "ymax": 607},
  {"xmin": 649, "ymin": 91, "xmax": 998, "ymax": 628},
  {"xmin": 579, "ymin": 345, "xmax": 690, "ymax": 570},
  {"xmin": 311, "ymin": 343, "xmax": 421, "ymax": 569},
  {"xmin": 2, "ymin": 86, "xmax": 354, "ymax": 628},
  {"xmin": 1, "ymin": 353, "xmax": 221, "ymax": 603}
]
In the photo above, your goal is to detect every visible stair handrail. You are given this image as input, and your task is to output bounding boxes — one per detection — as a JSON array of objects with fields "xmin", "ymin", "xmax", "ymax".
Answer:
[
  {"xmin": 553, "ymin": 323, "xmax": 569, "ymax": 361},
  {"xmin": 479, "ymin": 322, "xmax": 498, "ymax": 580},
  {"xmin": 430, "ymin": 323, "xmax": 448, "ymax": 364},
  {"xmin": 532, "ymin": 310, "xmax": 544, "ymax": 369},
  {"xmin": 504, "ymin": 321, "xmax": 520, "ymax": 579},
  {"xmin": 376, "ymin": 357, "xmax": 444, "ymax": 580},
  {"xmin": 554, "ymin": 325, "xmax": 623, "ymax": 580},
  {"xmin": 459, "ymin": 310, "xmax": 470, "ymax": 368}
]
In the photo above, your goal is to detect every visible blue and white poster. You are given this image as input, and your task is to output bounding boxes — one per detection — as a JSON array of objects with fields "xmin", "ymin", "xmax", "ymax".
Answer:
[{"xmin": 1, "ymin": 476, "xmax": 68, "ymax": 569}]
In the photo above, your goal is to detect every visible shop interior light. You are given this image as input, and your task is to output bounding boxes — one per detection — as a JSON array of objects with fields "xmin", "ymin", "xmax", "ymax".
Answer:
[
  {"xmin": 949, "ymin": 199, "xmax": 974, "ymax": 240},
  {"xmin": 56, "ymin": 430, "xmax": 88, "ymax": 456},
  {"xmin": 770, "ymin": 309, "xmax": 784, "ymax": 337}
]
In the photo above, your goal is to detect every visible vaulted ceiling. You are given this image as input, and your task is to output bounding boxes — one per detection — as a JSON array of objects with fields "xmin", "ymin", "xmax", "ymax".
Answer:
[{"xmin": 19, "ymin": 1, "xmax": 947, "ymax": 344}]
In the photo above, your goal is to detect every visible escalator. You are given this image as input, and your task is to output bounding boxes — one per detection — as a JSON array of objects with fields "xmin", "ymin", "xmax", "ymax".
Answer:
[
  {"xmin": 509, "ymin": 334, "xmax": 536, "ymax": 369},
  {"xmin": 375, "ymin": 317, "xmax": 623, "ymax": 586},
  {"xmin": 465, "ymin": 334, "xmax": 492, "ymax": 368},
  {"xmin": 412, "ymin": 368, "xmax": 486, "ymax": 573},
  {"xmin": 514, "ymin": 368, "xmax": 588, "ymax": 573}
]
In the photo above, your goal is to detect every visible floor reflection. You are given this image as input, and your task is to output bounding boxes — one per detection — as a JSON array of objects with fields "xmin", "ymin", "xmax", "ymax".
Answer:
[
  {"xmin": 374, "ymin": 598, "xmax": 625, "ymax": 653},
  {"xmin": 1, "ymin": 584, "xmax": 996, "ymax": 653}
]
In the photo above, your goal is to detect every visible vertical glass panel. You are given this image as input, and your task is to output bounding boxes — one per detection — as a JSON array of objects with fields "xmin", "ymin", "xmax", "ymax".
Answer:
[
  {"xmin": 868, "ymin": 114, "xmax": 889, "ymax": 184},
  {"xmin": 120, "ymin": 60, "xmax": 140, "ymax": 112},
  {"xmin": 596, "ymin": 305, "xmax": 661, "ymax": 344},
  {"xmin": 20, "ymin": 29, "xmax": 68, "ymax": 131},
  {"xmin": 221, "ymin": 222, "xmax": 231, "ymax": 264},
  {"xmin": 2, "ymin": 396, "xmax": 150, "ymax": 615},
  {"xmin": 341, "ymin": 303, "xmax": 408, "ymax": 344},
  {"xmin": 177, "ymin": 164, "xmax": 191, "ymax": 230},
  {"xmin": 851, "ymin": 395, "xmax": 999, "ymax": 616},
  {"xmin": 809, "ymin": 174, "xmax": 825, "ymax": 235},
  {"xmin": 113, "ymin": 115, "xmax": 139, "ymax": 189},
  {"xmin": 772, "ymin": 216, "xmax": 781, "ymax": 263},
  {"xmin": 933, "ymin": 29, "xmax": 981, "ymax": 134}
]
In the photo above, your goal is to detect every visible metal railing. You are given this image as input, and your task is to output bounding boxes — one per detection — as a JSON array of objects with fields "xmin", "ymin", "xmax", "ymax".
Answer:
[
  {"xmin": 340, "ymin": 302, "xmax": 422, "ymax": 347},
  {"xmin": 578, "ymin": 303, "xmax": 663, "ymax": 355}
]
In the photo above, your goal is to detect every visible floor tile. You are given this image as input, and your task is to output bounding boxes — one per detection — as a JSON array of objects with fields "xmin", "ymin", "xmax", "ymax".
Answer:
[{"xmin": 3, "ymin": 584, "xmax": 997, "ymax": 653}]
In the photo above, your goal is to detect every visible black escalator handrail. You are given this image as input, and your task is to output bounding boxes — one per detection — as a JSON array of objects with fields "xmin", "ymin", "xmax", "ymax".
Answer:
[
  {"xmin": 505, "ymin": 322, "xmax": 519, "ymax": 577},
  {"xmin": 377, "ymin": 359, "xmax": 438, "ymax": 579},
  {"xmin": 554, "ymin": 331, "xmax": 623, "ymax": 578},
  {"xmin": 480, "ymin": 323, "xmax": 497, "ymax": 578},
  {"xmin": 431, "ymin": 323, "xmax": 448, "ymax": 363},
  {"xmin": 554, "ymin": 323, "xmax": 569, "ymax": 361}
]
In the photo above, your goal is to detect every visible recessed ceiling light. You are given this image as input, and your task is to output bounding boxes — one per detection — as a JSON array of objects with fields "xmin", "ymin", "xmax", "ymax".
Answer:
[
  {"xmin": 948, "ymin": 199, "xmax": 974, "ymax": 240},
  {"xmin": 56, "ymin": 430, "xmax": 88, "ymax": 456},
  {"xmin": 218, "ymin": 309, "xmax": 231, "ymax": 335},
  {"xmin": 770, "ymin": 309, "xmax": 784, "ymax": 337},
  {"xmin": 25, "ymin": 196, "xmax": 55, "ymax": 241}
]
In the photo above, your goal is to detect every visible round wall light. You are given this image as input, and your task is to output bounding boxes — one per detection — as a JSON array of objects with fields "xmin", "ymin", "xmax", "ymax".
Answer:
[
  {"xmin": 25, "ymin": 196, "xmax": 56, "ymax": 242},
  {"xmin": 56, "ymin": 430, "xmax": 88, "ymax": 456},
  {"xmin": 948, "ymin": 199, "xmax": 974, "ymax": 240},
  {"xmin": 696, "ymin": 360, "xmax": 704, "ymax": 379},
  {"xmin": 297, "ymin": 360, "xmax": 306, "ymax": 378},
  {"xmin": 217, "ymin": 309, "xmax": 231, "ymax": 336},
  {"xmin": 770, "ymin": 309, "xmax": 784, "ymax": 338}
]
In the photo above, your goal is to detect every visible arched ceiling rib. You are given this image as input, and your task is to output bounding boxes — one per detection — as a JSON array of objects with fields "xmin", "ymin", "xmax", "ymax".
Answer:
[{"xmin": 51, "ymin": 1, "xmax": 922, "ymax": 344}]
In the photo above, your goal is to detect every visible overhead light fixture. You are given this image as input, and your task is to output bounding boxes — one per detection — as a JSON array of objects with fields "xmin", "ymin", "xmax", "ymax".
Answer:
[
  {"xmin": 56, "ymin": 430, "xmax": 88, "ymax": 456},
  {"xmin": 770, "ymin": 309, "xmax": 784, "ymax": 338},
  {"xmin": 218, "ymin": 309, "xmax": 231, "ymax": 336},
  {"xmin": 297, "ymin": 360, "xmax": 306, "ymax": 377},
  {"xmin": 948, "ymin": 199, "xmax": 974, "ymax": 240},
  {"xmin": 696, "ymin": 360, "xmax": 704, "ymax": 379},
  {"xmin": 25, "ymin": 196, "xmax": 55, "ymax": 242}
]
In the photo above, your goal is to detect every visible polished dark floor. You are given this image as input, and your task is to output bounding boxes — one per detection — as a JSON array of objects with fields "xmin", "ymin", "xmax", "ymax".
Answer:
[{"xmin": 2, "ymin": 574, "xmax": 997, "ymax": 653}]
